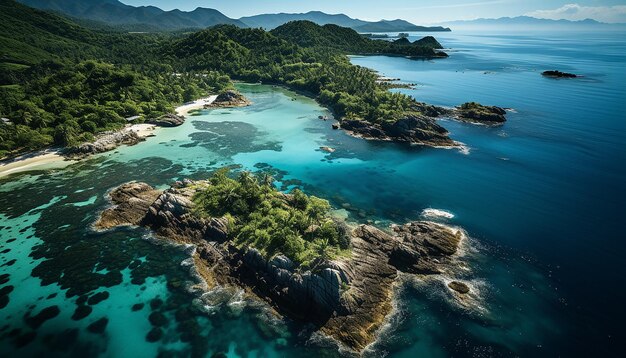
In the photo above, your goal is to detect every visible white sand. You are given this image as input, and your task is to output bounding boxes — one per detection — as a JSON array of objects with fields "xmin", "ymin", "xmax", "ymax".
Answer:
[
  {"xmin": 175, "ymin": 95, "xmax": 218, "ymax": 116},
  {"xmin": 1, "ymin": 96, "xmax": 218, "ymax": 179},
  {"xmin": 0, "ymin": 150, "xmax": 71, "ymax": 178},
  {"xmin": 126, "ymin": 123, "xmax": 157, "ymax": 138}
]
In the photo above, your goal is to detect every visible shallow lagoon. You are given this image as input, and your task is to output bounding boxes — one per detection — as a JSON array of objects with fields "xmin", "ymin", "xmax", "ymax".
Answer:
[{"xmin": 2, "ymin": 30, "xmax": 625, "ymax": 357}]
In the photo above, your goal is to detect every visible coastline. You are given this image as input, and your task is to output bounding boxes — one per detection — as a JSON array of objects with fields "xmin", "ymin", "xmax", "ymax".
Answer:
[
  {"xmin": 0, "ymin": 96, "xmax": 218, "ymax": 179},
  {"xmin": 0, "ymin": 149, "xmax": 69, "ymax": 179},
  {"xmin": 176, "ymin": 95, "xmax": 218, "ymax": 116}
]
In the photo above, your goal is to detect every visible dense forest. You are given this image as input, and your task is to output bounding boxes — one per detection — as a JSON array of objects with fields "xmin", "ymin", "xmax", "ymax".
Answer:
[
  {"xmin": 0, "ymin": 0, "xmax": 446, "ymax": 157},
  {"xmin": 194, "ymin": 169, "xmax": 349, "ymax": 267}
]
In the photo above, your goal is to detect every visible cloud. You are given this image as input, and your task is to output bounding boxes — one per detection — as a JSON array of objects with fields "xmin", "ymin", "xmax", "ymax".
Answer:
[{"xmin": 527, "ymin": 3, "xmax": 626, "ymax": 24}]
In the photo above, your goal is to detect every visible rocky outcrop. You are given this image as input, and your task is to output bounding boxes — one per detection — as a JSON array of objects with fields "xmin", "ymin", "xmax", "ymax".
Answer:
[
  {"xmin": 95, "ymin": 182, "xmax": 161, "ymax": 230},
  {"xmin": 341, "ymin": 115, "xmax": 456, "ymax": 147},
  {"xmin": 455, "ymin": 102, "xmax": 506, "ymax": 125},
  {"xmin": 205, "ymin": 90, "xmax": 251, "ymax": 108},
  {"xmin": 448, "ymin": 281, "xmax": 470, "ymax": 294},
  {"xmin": 542, "ymin": 70, "xmax": 577, "ymax": 78},
  {"xmin": 148, "ymin": 114, "xmax": 185, "ymax": 127},
  {"xmin": 69, "ymin": 130, "xmax": 143, "ymax": 157},
  {"xmin": 96, "ymin": 180, "xmax": 466, "ymax": 352},
  {"xmin": 413, "ymin": 102, "xmax": 452, "ymax": 117}
]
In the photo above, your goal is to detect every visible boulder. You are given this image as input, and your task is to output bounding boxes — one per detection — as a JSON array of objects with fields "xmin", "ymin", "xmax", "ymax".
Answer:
[
  {"xmin": 206, "ymin": 90, "xmax": 251, "ymax": 108},
  {"xmin": 393, "ymin": 221, "xmax": 462, "ymax": 257},
  {"xmin": 95, "ymin": 182, "xmax": 161, "ymax": 229},
  {"xmin": 70, "ymin": 130, "xmax": 142, "ymax": 157},
  {"xmin": 448, "ymin": 281, "xmax": 470, "ymax": 294},
  {"xmin": 148, "ymin": 114, "xmax": 185, "ymax": 127}
]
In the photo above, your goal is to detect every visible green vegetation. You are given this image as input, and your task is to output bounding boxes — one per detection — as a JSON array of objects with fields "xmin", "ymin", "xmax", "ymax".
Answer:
[
  {"xmin": 270, "ymin": 21, "xmax": 446, "ymax": 56},
  {"xmin": 0, "ymin": 0, "xmax": 229, "ymax": 156},
  {"xmin": 165, "ymin": 23, "xmax": 432, "ymax": 124},
  {"xmin": 193, "ymin": 169, "xmax": 349, "ymax": 268},
  {"xmin": 1, "ymin": 1, "xmax": 447, "ymax": 157}
]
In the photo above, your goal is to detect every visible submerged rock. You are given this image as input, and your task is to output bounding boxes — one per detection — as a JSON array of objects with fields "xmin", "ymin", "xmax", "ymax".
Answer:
[
  {"xmin": 96, "ymin": 180, "xmax": 466, "ymax": 352},
  {"xmin": 542, "ymin": 70, "xmax": 578, "ymax": 78},
  {"xmin": 86, "ymin": 317, "xmax": 108, "ymax": 334}
]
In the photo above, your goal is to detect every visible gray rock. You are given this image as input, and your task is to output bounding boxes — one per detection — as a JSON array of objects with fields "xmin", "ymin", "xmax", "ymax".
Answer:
[
  {"xmin": 340, "ymin": 115, "xmax": 455, "ymax": 147},
  {"xmin": 148, "ymin": 114, "xmax": 185, "ymax": 127},
  {"xmin": 448, "ymin": 281, "xmax": 470, "ymax": 294},
  {"xmin": 71, "ymin": 130, "xmax": 142, "ymax": 157}
]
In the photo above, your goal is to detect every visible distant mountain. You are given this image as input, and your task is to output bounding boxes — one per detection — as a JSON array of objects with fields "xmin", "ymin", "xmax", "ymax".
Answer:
[
  {"xmin": 240, "ymin": 11, "xmax": 366, "ymax": 29},
  {"xmin": 353, "ymin": 19, "xmax": 450, "ymax": 33},
  {"xmin": 1, "ymin": 0, "xmax": 103, "ymax": 65},
  {"xmin": 440, "ymin": 16, "xmax": 624, "ymax": 29},
  {"xmin": 17, "ymin": 0, "xmax": 247, "ymax": 30},
  {"xmin": 240, "ymin": 11, "xmax": 450, "ymax": 32},
  {"xmin": 269, "ymin": 21, "xmax": 447, "ymax": 58}
]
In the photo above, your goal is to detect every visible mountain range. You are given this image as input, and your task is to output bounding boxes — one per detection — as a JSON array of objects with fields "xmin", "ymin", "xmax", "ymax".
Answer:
[
  {"xmin": 17, "ymin": 0, "xmax": 247, "ymax": 29},
  {"xmin": 439, "ymin": 16, "xmax": 625, "ymax": 29},
  {"xmin": 16, "ymin": 0, "xmax": 450, "ymax": 32},
  {"xmin": 241, "ymin": 12, "xmax": 450, "ymax": 32}
]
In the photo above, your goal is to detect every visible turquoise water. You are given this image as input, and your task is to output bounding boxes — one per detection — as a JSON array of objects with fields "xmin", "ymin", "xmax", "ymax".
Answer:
[{"xmin": 1, "ymin": 30, "xmax": 625, "ymax": 356}]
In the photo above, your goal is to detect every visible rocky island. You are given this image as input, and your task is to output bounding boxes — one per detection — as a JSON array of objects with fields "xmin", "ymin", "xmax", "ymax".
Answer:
[
  {"xmin": 334, "ymin": 100, "xmax": 508, "ymax": 146},
  {"xmin": 454, "ymin": 102, "xmax": 507, "ymax": 125},
  {"xmin": 95, "ymin": 170, "xmax": 470, "ymax": 351},
  {"xmin": 340, "ymin": 115, "xmax": 456, "ymax": 147}
]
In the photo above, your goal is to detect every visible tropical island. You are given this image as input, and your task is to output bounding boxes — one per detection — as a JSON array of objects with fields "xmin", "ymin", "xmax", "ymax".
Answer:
[
  {"xmin": 95, "ymin": 169, "xmax": 469, "ymax": 350},
  {"xmin": 0, "ymin": 0, "xmax": 503, "ymax": 161}
]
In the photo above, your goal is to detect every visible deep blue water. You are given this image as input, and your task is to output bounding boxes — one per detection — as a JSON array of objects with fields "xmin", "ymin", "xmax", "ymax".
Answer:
[{"xmin": 1, "ymin": 30, "xmax": 625, "ymax": 357}]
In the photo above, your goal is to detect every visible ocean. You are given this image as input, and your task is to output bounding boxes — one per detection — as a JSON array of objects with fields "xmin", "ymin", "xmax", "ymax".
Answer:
[{"xmin": 1, "ymin": 30, "xmax": 625, "ymax": 357}]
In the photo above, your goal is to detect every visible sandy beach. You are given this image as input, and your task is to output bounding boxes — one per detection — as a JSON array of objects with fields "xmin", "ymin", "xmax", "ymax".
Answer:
[
  {"xmin": 176, "ymin": 95, "xmax": 218, "ymax": 116},
  {"xmin": 0, "ymin": 96, "xmax": 217, "ymax": 179},
  {"xmin": 0, "ymin": 150, "xmax": 71, "ymax": 178}
]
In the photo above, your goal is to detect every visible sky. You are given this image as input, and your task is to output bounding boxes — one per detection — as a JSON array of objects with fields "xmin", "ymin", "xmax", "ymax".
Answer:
[{"xmin": 121, "ymin": 0, "xmax": 626, "ymax": 24}]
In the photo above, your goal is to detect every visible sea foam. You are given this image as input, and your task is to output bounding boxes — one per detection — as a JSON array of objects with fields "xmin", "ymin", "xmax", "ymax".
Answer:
[{"xmin": 421, "ymin": 208, "xmax": 455, "ymax": 220}]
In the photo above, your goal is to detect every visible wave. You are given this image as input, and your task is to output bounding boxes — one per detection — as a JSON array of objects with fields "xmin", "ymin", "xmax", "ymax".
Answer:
[{"xmin": 420, "ymin": 208, "xmax": 455, "ymax": 220}]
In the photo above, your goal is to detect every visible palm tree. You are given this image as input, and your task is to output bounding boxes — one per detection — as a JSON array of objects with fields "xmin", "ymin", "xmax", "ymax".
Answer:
[
  {"xmin": 261, "ymin": 173, "xmax": 274, "ymax": 188},
  {"xmin": 237, "ymin": 171, "xmax": 258, "ymax": 189}
]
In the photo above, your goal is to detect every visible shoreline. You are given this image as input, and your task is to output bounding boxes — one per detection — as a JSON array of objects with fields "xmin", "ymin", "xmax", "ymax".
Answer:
[
  {"xmin": 175, "ymin": 95, "xmax": 218, "ymax": 116},
  {"xmin": 0, "ymin": 149, "xmax": 69, "ymax": 179},
  {"xmin": 0, "ymin": 96, "xmax": 218, "ymax": 179}
]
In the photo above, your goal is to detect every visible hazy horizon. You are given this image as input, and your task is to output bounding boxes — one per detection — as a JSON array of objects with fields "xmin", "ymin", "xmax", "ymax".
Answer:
[{"xmin": 121, "ymin": 0, "xmax": 626, "ymax": 24}]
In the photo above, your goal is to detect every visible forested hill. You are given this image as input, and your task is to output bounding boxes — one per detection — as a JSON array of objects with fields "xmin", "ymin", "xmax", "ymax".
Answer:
[
  {"xmin": 240, "ymin": 11, "xmax": 451, "ymax": 32},
  {"xmin": 17, "ymin": 0, "xmax": 247, "ymax": 30},
  {"xmin": 270, "ymin": 21, "xmax": 446, "ymax": 56},
  {"xmin": 0, "ymin": 0, "xmax": 228, "ymax": 156},
  {"xmin": 0, "ymin": 0, "xmax": 103, "ymax": 64},
  {"xmin": 1, "ymin": 0, "xmax": 450, "ymax": 158},
  {"xmin": 165, "ymin": 23, "xmax": 443, "ymax": 128}
]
